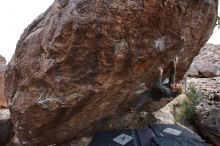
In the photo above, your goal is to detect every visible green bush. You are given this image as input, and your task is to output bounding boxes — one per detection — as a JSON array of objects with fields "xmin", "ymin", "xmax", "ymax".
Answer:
[
  {"xmin": 217, "ymin": 16, "xmax": 220, "ymax": 28},
  {"xmin": 175, "ymin": 85, "xmax": 206, "ymax": 125}
]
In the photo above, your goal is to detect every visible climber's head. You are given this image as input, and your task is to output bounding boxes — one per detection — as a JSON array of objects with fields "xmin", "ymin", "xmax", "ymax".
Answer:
[{"xmin": 171, "ymin": 83, "xmax": 184, "ymax": 94}]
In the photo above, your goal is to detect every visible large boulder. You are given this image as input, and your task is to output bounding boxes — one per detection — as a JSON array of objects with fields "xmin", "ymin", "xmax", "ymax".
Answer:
[
  {"xmin": 188, "ymin": 44, "xmax": 220, "ymax": 78},
  {"xmin": 0, "ymin": 55, "xmax": 7, "ymax": 108},
  {"xmin": 196, "ymin": 99, "xmax": 220, "ymax": 146},
  {"xmin": 5, "ymin": 0, "xmax": 218, "ymax": 145}
]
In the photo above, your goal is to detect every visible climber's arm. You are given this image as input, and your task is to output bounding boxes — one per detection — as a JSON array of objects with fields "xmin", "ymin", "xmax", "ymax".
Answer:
[
  {"xmin": 154, "ymin": 67, "xmax": 163, "ymax": 86},
  {"xmin": 151, "ymin": 67, "xmax": 173, "ymax": 99},
  {"xmin": 169, "ymin": 67, "xmax": 176, "ymax": 84},
  {"xmin": 152, "ymin": 67, "xmax": 170, "ymax": 91},
  {"xmin": 169, "ymin": 57, "xmax": 178, "ymax": 84}
]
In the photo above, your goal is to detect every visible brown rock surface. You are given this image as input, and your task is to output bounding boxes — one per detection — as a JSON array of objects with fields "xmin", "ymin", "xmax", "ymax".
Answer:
[
  {"xmin": 0, "ymin": 55, "xmax": 7, "ymax": 108},
  {"xmin": 5, "ymin": 0, "xmax": 218, "ymax": 145},
  {"xmin": 186, "ymin": 77, "xmax": 220, "ymax": 97},
  {"xmin": 59, "ymin": 137, "xmax": 92, "ymax": 146},
  {"xmin": 196, "ymin": 99, "xmax": 220, "ymax": 146},
  {"xmin": 0, "ymin": 109, "xmax": 14, "ymax": 146},
  {"xmin": 152, "ymin": 94, "xmax": 187, "ymax": 124},
  {"xmin": 187, "ymin": 44, "xmax": 220, "ymax": 78},
  {"xmin": 6, "ymin": 136, "xmax": 23, "ymax": 146},
  {"xmin": 187, "ymin": 76, "xmax": 220, "ymax": 146}
]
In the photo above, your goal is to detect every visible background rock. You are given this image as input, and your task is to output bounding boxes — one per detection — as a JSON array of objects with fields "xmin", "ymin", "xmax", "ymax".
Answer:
[
  {"xmin": 187, "ymin": 44, "xmax": 220, "ymax": 78},
  {"xmin": 5, "ymin": 0, "xmax": 218, "ymax": 145},
  {"xmin": 0, "ymin": 109, "xmax": 14, "ymax": 146},
  {"xmin": 187, "ymin": 62, "xmax": 220, "ymax": 146},
  {"xmin": 0, "ymin": 55, "xmax": 6, "ymax": 64},
  {"xmin": 0, "ymin": 55, "xmax": 7, "ymax": 108},
  {"xmin": 186, "ymin": 43, "xmax": 220, "ymax": 146},
  {"xmin": 186, "ymin": 77, "xmax": 220, "ymax": 97},
  {"xmin": 196, "ymin": 99, "xmax": 220, "ymax": 146}
]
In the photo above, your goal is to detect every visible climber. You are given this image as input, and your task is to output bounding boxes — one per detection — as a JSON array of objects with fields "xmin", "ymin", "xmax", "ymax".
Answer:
[{"xmin": 131, "ymin": 56, "xmax": 184, "ymax": 112}]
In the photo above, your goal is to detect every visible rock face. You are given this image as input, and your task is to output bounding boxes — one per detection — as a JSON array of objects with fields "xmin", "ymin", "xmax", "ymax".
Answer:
[
  {"xmin": 186, "ymin": 77, "xmax": 220, "ymax": 97},
  {"xmin": 6, "ymin": 136, "xmax": 23, "ymax": 146},
  {"xmin": 188, "ymin": 44, "xmax": 220, "ymax": 78},
  {"xmin": 0, "ymin": 109, "xmax": 14, "ymax": 146},
  {"xmin": 5, "ymin": 0, "xmax": 217, "ymax": 145},
  {"xmin": 152, "ymin": 94, "xmax": 187, "ymax": 124},
  {"xmin": 196, "ymin": 99, "xmax": 220, "ymax": 146},
  {"xmin": 0, "ymin": 55, "xmax": 7, "ymax": 108},
  {"xmin": 187, "ymin": 43, "xmax": 220, "ymax": 145}
]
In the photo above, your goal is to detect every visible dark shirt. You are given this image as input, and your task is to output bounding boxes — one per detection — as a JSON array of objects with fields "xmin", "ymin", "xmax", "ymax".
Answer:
[{"xmin": 150, "ymin": 67, "xmax": 178, "ymax": 101}]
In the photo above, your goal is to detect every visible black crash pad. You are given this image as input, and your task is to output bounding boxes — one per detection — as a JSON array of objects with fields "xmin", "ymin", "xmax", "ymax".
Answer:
[
  {"xmin": 88, "ymin": 128, "xmax": 155, "ymax": 146},
  {"xmin": 149, "ymin": 124, "xmax": 209, "ymax": 146}
]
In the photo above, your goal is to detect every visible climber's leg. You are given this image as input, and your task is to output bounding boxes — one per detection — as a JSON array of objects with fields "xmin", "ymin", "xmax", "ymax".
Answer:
[{"xmin": 131, "ymin": 91, "xmax": 153, "ymax": 112}]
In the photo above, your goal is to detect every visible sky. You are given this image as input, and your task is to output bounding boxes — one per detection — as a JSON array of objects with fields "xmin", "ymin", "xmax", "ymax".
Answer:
[
  {"xmin": 0, "ymin": 1, "xmax": 219, "ymax": 63},
  {"xmin": 0, "ymin": 0, "xmax": 53, "ymax": 63}
]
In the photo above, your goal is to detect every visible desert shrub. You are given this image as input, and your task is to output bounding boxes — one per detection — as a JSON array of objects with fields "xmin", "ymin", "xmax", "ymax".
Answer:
[
  {"xmin": 175, "ymin": 85, "xmax": 206, "ymax": 125},
  {"xmin": 217, "ymin": 16, "xmax": 220, "ymax": 28}
]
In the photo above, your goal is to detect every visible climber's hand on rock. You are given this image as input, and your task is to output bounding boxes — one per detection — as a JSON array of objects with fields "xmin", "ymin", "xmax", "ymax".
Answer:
[
  {"xmin": 158, "ymin": 67, "xmax": 163, "ymax": 77},
  {"xmin": 175, "ymin": 56, "xmax": 179, "ymax": 63},
  {"xmin": 173, "ymin": 56, "xmax": 179, "ymax": 67}
]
